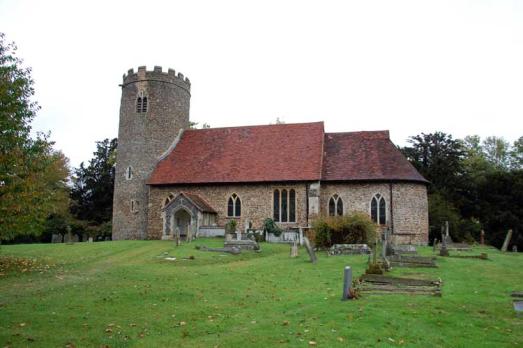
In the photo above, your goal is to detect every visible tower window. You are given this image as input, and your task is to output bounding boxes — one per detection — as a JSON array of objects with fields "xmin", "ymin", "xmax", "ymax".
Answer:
[
  {"xmin": 125, "ymin": 166, "xmax": 133, "ymax": 180},
  {"xmin": 131, "ymin": 200, "xmax": 139, "ymax": 213},
  {"xmin": 136, "ymin": 91, "xmax": 148, "ymax": 113}
]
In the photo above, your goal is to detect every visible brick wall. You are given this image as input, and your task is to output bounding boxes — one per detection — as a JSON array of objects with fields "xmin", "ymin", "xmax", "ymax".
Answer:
[
  {"xmin": 147, "ymin": 183, "xmax": 309, "ymax": 240},
  {"xmin": 320, "ymin": 182, "xmax": 428, "ymax": 245}
]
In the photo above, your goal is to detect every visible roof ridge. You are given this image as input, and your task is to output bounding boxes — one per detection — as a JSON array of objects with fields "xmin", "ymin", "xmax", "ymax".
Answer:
[{"xmin": 186, "ymin": 121, "xmax": 324, "ymax": 132}]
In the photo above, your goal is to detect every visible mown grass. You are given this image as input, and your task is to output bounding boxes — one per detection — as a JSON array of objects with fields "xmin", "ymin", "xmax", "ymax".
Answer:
[{"xmin": 0, "ymin": 240, "xmax": 521, "ymax": 347}]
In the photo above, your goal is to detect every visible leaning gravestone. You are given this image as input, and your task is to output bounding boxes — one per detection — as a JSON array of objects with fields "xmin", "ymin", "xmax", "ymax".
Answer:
[
  {"xmin": 303, "ymin": 237, "xmax": 317, "ymax": 264},
  {"xmin": 501, "ymin": 229, "xmax": 513, "ymax": 252}
]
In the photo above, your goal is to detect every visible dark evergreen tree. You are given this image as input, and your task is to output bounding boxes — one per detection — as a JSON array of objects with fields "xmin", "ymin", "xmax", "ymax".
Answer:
[{"xmin": 70, "ymin": 138, "xmax": 117, "ymax": 226}]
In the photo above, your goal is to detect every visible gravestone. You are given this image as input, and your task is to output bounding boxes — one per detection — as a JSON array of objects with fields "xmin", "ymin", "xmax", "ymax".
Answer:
[
  {"xmin": 175, "ymin": 227, "xmax": 181, "ymax": 246},
  {"xmin": 501, "ymin": 229, "xmax": 513, "ymax": 252},
  {"xmin": 433, "ymin": 239, "xmax": 438, "ymax": 252},
  {"xmin": 439, "ymin": 231, "xmax": 449, "ymax": 257},
  {"xmin": 303, "ymin": 237, "xmax": 317, "ymax": 264},
  {"xmin": 65, "ymin": 226, "xmax": 74, "ymax": 245},
  {"xmin": 341, "ymin": 266, "xmax": 353, "ymax": 300},
  {"xmin": 513, "ymin": 245, "xmax": 518, "ymax": 253},
  {"xmin": 88, "ymin": 237, "xmax": 93, "ymax": 243},
  {"xmin": 290, "ymin": 241, "xmax": 298, "ymax": 258},
  {"xmin": 480, "ymin": 230, "xmax": 485, "ymax": 245}
]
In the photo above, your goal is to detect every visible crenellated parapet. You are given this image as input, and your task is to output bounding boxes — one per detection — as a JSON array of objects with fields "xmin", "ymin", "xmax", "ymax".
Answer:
[{"xmin": 122, "ymin": 66, "xmax": 191, "ymax": 93}]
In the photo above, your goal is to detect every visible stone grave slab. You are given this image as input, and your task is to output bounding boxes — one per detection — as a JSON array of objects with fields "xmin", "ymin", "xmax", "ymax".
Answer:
[
  {"xmin": 356, "ymin": 274, "xmax": 442, "ymax": 296},
  {"xmin": 389, "ymin": 254, "xmax": 437, "ymax": 268},
  {"xmin": 328, "ymin": 244, "xmax": 371, "ymax": 256}
]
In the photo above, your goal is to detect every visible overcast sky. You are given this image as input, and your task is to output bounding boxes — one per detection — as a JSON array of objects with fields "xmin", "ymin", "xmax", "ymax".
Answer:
[{"xmin": 1, "ymin": 0, "xmax": 522, "ymax": 167}]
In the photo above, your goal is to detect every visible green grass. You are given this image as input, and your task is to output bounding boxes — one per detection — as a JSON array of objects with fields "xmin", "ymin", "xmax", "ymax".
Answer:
[{"xmin": 0, "ymin": 240, "xmax": 521, "ymax": 347}]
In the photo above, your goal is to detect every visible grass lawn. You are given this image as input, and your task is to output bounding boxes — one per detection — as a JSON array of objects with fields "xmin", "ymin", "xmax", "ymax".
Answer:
[{"xmin": 0, "ymin": 239, "xmax": 522, "ymax": 347}]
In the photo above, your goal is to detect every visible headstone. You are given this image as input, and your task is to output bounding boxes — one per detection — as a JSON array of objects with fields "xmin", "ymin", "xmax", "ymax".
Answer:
[
  {"xmin": 303, "ymin": 237, "xmax": 317, "ymax": 264},
  {"xmin": 88, "ymin": 237, "xmax": 93, "ymax": 243},
  {"xmin": 290, "ymin": 241, "xmax": 298, "ymax": 257},
  {"xmin": 175, "ymin": 227, "xmax": 181, "ymax": 246},
  {"xmin": 433, "ymin": 239, "xmax": 438, "ymax": 252},
  {"xmin": 66, "ymin": 226, "xmax": 73, "ymax": 245},
  {"xmin": 341, "ymin": 266, "xmax": 353, "ymax": 300},
  {"xmin": 501, "ymin": 230, "xmax": 513, "ymax": 252},
  {"xmin": 225, "ymin": 233, "xmax": 233, "ymax": 241},
  {"xmin": 237, "ymin": 231, "xmax": 242, "ymax": 241},
  {"xmin": 440, "ymin": 231, "xmax": 449, "ymax": 256},
  {"xmin": 513, "ymin": 245, "xmax": 518, "ymax": 253},
  {"xmin": 480, "ymin": 230, "xmax": 485, "ymax": 245}
]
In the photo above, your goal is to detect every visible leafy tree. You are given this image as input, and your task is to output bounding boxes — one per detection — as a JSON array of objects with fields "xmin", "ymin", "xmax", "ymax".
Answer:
[
  {"xmin": 482, "ymin": 136, "xmax": 511, "ymax": 170},
  {"xmin": 401, "ymin": 132, "xmax": 466, "ymax": 196},
  {"xmin": 510, "ymin": 136, "xmax": 523, "ymax": 170},
  {"xmin": 0, "ymin": 33, "xmax": 70, "ymax": 242},
  {"xmin": 70, "ymin": 138, "xmax": 117, "ymax": 226},
  {"xmin": 477, "ymin": 170, "xmax": 523, "ymax": 249}
]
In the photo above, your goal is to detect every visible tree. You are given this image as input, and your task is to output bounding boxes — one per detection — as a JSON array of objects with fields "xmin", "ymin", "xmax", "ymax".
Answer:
[
  {"xmin": 482, "ymin": 136, "xmax": 511, "ymax": 170},
  {"xmin": 510, "ymin": 136, "xmax": 523, "ymax": 170},
  {"xmin": 0, "ymin": 33, "xmax": 70, "ymax": 242},
  {"xmin": 477, "ymin": 170, "xmax": 523, "ymax": 249},
  {"xmin": 70, "ymin": 138, "xmax": 117, "ymax": 227},
  {"xmin": 401, "ymin": 132, "xmax": 470, "ymax": 210}
]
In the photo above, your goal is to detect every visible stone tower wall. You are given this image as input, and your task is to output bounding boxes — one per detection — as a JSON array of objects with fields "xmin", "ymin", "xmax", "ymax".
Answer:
[{"xmin": 112, "ymin": 66, "xmax": 191, "ymax": 240}]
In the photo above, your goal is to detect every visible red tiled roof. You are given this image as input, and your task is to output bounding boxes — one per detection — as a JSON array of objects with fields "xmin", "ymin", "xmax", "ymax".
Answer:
[
  {"xmin": 148, "ymin": 122, "xmax": 325, "ymax": 185},
  {"xmin": 321, "ymin": 131, "xmax": 428, "ymax": 183},
  {"xmin": 182, "ymin": 192, "xmax": 217, "ymax": 213}
]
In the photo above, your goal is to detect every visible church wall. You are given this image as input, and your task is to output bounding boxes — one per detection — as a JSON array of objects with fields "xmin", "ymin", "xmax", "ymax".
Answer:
[
  {"xmin": 147, "ymin": 183, "xmax": 309, "ymax": 240},
  {"xmin": 320, "ymin": 182, "xmax": 428, "ymax": 245}
]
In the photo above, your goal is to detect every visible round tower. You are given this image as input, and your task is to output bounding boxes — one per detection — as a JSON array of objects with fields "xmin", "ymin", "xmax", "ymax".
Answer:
[{"xmin": 112, "ymin": 66, "xmax": 191, "ymax": 240}]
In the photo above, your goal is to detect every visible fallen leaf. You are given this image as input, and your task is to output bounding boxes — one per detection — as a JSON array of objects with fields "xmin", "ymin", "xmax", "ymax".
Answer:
[{"xmin": 309, "ymin": 341, "xmax": 317, "ymax": 346}]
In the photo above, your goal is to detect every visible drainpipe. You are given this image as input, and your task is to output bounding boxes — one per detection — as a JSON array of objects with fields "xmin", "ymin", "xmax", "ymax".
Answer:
[
  {"xmin": 306, "ymin": 183, "xmax": 310, "ymax": 226},
  {"xmin": 389, "ymin": 183, "xmax": 394, "ymax": 234}
]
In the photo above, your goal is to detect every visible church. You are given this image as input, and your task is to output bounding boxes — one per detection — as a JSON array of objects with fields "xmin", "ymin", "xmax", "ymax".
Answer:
[{"xmin": 112, "ymin": 66, "xmax": 429, "ymax": 245}]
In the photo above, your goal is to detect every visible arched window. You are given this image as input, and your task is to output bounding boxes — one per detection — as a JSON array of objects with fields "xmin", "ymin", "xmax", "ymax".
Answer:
[
  {"xmin": 328, "ymin": 194, "xmax": 344, "ymax": 216},
  {"xmin": 125, "ymin": 166, "xmax": 133, "ymax": 180},
  {"xmin": 371, "ymin": 194, "xmax": 386, "ymax": 225},
  {"xmin": 227, "ymin": 193, "xmax": 241, "ymax": 217},
  {"xmin": 142, "ymin": 96, "xmax": 148, "ymax": 113},
  {"xmin": 273, "ymin": 189, "xmax": 280, "ymax": 221},
  {"xmin": 136, "ymin": 91, "xmax": 148, "ymax": 113},
  {"xmin": 273, "ymin": 189, "xmax": 296, "ymax": 222}
]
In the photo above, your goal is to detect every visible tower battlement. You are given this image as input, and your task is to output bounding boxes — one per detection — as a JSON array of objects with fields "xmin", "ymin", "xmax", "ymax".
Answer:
[{"xmin": 122, "ymin": 66, "xmax": 191, "ymax": 93}]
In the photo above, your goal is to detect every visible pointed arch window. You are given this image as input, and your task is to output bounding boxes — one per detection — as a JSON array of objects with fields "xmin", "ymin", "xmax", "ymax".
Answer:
[
  {"xmin": 371, "ymin": 194, "xmax": 387, "ymax": 225},
  {"xmin": 136, "ymin": 91, "xmax": 148, "ymax": 113},
  {"xmin": 227, "ymin": 193, "xmax": 241, "ymax": 217},
  {"xmin": 329, "ymin": 194, "xmax": 343, "ymax": 216},
  {"xmin": 273, "ymin": 189, "xmax": 296, "ymax": 222}
]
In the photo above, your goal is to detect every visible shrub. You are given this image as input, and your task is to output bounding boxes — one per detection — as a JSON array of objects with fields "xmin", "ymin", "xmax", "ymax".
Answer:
[
  {"xmin": 225, "ymin": 219, "xmax": 238, "ymax": 234},
  {"xmin": 262, "ymin": 218, "xmax": 282, "ymax": 237},
  {"xmin": 312, "ymin": 213, "xmax": 377, "ymax": 248}
]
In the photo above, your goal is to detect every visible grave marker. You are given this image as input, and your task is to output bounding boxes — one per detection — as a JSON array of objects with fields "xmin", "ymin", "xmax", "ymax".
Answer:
[
  {"xmin": 341, "ymin": 266, "xmax": 353, "ymax": 300},
  {"xmin": 501, "ymin": 229, "xmax": 513, "ymax": 252},
  {"xmin": 303, "ymin": 237, "xmax": 317, "ymax": 264}
]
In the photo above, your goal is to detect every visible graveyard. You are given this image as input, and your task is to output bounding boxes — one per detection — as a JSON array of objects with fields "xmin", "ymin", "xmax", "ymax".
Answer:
[{"xmin": 0, "ymin": 240, "xmax": 522, "ymax": 347}]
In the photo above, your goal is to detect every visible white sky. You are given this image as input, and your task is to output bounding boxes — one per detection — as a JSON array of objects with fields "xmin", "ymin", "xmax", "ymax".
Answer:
[{"xmin": 1, "ymin": 0, "xmax": 522, "ymax": 167}]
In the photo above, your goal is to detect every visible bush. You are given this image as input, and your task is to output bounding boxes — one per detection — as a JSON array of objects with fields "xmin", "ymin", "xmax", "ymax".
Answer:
[
  {"xmin": 225, "ymin": 219, "xmax": 238, "ymax": 234},
  {"xmin": 262, "ymin": 218, "xmax": 282, "ymax": 237},
  {"xmin": 312, "ymin": 213, "xmax": 377, "ymax": 248}
]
